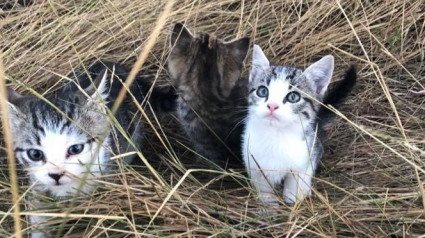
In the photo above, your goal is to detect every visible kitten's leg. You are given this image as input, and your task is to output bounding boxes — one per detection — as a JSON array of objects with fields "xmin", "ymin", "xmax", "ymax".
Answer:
[
  {"xmin": 28, "ymin": 212, "xmax": 48, "ymax": 238},
  {"xmin": 27, "ymin": 196, "xmax": 48, "ymax": 238},
  {"xmin": 283, "ymin": 167, "xmax": 313, "ymax": 205},
  {"xmin": 250, "ymin": 170, "xmax": 279, "ymax": 206}
]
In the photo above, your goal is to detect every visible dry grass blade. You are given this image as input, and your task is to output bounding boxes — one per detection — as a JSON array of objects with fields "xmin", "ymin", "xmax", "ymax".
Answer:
[
  {"xmin": 0, "ymin": 54, "xmax": 22, "ymax": 238},
  {"xmin": 0, "ymin": 0, "xmax": 425, "ymax": 237},
  {"xmin": 110, "ymin": 0, "xmax": 175, "ymax": 114}
]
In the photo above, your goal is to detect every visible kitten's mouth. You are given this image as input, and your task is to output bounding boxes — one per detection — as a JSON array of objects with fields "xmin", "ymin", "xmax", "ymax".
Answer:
[{"xmin": 264, "ymin": 114, "xmax": 279, "ymax": 121}]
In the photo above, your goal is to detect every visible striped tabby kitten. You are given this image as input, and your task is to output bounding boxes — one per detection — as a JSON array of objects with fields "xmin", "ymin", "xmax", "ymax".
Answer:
[
  {"xmin": 243, "ymin": 45, "xmax": 356, "ymax": 205},
  {"xmin": 168, "ymin": 23, "xmax": 249, "ymax": 167},
  {"xmin": 7, "ymin": 62, "xmax": 142, "ymax": 237}
]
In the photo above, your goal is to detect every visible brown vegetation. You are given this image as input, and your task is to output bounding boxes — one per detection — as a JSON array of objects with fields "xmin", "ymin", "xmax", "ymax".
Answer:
[{"xmin": 0, "ymin": 0, "xmax": 424, "ymax": 237}]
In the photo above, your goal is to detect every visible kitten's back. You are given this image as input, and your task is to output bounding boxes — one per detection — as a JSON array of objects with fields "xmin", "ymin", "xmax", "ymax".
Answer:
[
  {"xmin": 62, "ymin": 61, "xmax": 177, "ymax": 113},
  {"xmin": 168, "ymin": 23, "xmax": 250, "ymax": 167}
]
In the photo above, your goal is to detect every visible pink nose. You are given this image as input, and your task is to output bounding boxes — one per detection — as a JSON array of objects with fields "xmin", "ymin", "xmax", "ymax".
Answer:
[{"xmin": 267, "ymin": 103, "xmax": 279, "ymax": 113}]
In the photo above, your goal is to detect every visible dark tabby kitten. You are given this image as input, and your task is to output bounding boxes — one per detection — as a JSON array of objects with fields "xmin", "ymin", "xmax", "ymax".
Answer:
[{"xmin": 168, "ymin": 23, "xmax": 250, "ymax": 167}]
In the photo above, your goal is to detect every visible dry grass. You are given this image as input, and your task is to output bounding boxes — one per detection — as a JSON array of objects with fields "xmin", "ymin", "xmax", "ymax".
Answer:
[{"xmin": 1, "ymin": 0, "xmax": 425, "ymax": 237}]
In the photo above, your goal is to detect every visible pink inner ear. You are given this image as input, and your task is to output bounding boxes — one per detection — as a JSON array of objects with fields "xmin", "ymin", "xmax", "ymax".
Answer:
[
  {"xmin": 304, "ymin": 55, "xmax": 334, "ymax": 95},
  {"xmin": 252, "ymin": 44, "xmax": 269, "ymax": 68},
  {"xmin": 304, "ymin": 69, "xmax": 332, "ymax": 95}
]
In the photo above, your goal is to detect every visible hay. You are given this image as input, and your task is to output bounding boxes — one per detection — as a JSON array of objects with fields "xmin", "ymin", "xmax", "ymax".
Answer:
[{"xmin": 0, "ymin": 0, "xmax": 424, "ymax": 236}]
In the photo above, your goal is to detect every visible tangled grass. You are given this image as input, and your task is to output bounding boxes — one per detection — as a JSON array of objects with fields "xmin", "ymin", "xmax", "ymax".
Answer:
[{"xmin": 0, "ymin": 0, "xmax": 424, "ymax": 237}]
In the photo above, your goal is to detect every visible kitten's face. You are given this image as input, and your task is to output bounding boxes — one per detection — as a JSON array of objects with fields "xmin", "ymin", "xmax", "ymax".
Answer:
[
  {"xmin": 248, "ymin": 45, "xmax": 334, "ymax": 128},
  {"xmin": 7, "ymin": 73, "xmax": 111, "ymax": 197},
  {"xmin": 168, "ymin": 23, "xmax": 249, "ymax": 101}
]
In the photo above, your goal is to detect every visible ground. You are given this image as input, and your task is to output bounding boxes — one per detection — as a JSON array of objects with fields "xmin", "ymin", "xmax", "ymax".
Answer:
[{"xmin": 0, "ymin": 0, "xmax": 424, "ymax": 237}]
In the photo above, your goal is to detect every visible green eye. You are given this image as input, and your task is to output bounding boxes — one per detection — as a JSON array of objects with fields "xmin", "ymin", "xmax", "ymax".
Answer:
[
  {"xmin": 256, "ymin": 86, "xmax": 268, "ymax": 98},
  {"xmin": 27, "ymin": 149, "xmax": 45, "ymax": 162},
  {"xmin": 286, "ymin": 92, "xmax": 301, "ymax": 103},
  {"xmin": 67, "ymin": 144, "xmax": 84, "ymax": 155}
]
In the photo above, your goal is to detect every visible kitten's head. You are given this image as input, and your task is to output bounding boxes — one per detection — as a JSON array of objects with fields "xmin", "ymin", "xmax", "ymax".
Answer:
[
  {"xmin": 7, "ymin": 71, "xmax": 111, "ymax": 197},
  {"xmin": 248, "ymin": 44, "xmax": 334, "ymax": 127},
  {"xmin": 168, "ymin": 23, "xmax": 250, "ymax": 101}
]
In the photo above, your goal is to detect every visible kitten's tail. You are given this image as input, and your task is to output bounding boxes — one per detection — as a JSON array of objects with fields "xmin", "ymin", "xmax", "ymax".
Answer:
[{"xmin": 317, "ymin": 66, "xmax": 357, "ymax": 126}]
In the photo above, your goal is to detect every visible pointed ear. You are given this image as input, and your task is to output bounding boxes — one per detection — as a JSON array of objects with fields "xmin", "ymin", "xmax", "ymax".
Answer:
[
  {"xmin": 252, "ymin": 44, "xmax": 269, "ymax": 68},
  {"xmin": 304, "ymin": 55, "xmax": 334, "ymax": 95},
  {"xmin": 224, "ymin": 37, "xmax": 250, "ymax": 64},
  {"xmin": 249, "ymin": 44, "xmax": 270, "ymax": 84},
  {"xmin": 83, "ymin": 69, "xmax": 110, "ymax": 103},
  {"xmin": 4, "ymin": 87, "xmax": 24, "ymax": 123},
  {"xmin": 169, "ymin": 22, "xmax": 194, "ymax": 49},
  {"xmin": 7, "ymin": 87, "xmax": 23, "ymax": 104}
]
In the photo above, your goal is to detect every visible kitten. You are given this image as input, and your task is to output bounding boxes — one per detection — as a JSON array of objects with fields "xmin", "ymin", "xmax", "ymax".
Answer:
[
  {"xmin": 7, "ymin": 62, "xmax": 143, "ymax": 237},
  {"xmin": 242, "ymin": 45, "xmax": 356, "ymax": 205},
  {"xmin": 168, "ymin": 23, "xmax": 250, "ymax": 167}
]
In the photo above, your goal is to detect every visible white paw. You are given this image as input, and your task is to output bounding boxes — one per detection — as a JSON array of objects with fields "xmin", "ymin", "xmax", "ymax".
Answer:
[
  {"xmin": 258, "ymin": 192, "xmax": 280, "ymax": 206},
  {"xmin": 283, "ymin": 187, "xmax": 311, "ymax": 204},
  {"xmin": 30, "ymin": 231, "xmax": 47, "ymax": 238},
  {"xmin": 255, "ymin": 206, "xmax": 278, "ymax": 217}
]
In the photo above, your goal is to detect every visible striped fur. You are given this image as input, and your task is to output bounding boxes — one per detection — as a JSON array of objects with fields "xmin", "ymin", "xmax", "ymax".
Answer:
[
  {"xmin": 243, "ymin": 45, "xmax": 356, "ymax": 205},
  {"xmin": 168, "ymin": 23, "xmax": 250, "ymax": 168},
  {"xmin": 7, "ymin": 62, "xmax": 143, "ymax": 237}
]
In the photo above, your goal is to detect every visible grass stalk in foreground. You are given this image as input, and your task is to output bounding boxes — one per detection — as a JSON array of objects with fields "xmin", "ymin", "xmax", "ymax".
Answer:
[{"xmin": 0, "ymin": 55, "xmax": 22, "ymax": 237}]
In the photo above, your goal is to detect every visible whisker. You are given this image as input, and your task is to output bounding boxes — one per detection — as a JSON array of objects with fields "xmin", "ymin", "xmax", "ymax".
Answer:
[{"xmin": 226, "ymin": 117, "xmax": 249, "ymax": 139}]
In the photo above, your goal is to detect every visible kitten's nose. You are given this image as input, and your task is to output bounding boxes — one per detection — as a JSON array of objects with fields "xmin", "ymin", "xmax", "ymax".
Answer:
[
  {"xmin": 267, "ymin": 103, "xmax": 279, "ymax": 113},
  {"xmin": 48, "ymin": 173, "xmax": 64, "ymax": 183}
]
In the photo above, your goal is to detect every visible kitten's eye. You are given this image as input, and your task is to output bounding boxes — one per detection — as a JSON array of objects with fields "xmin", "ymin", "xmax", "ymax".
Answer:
[
  {"xmin": 68, "ymin": 144, "xmax": 84, "ymax": 155},
  {"xmin": 27, "ymin": 149, "xmax": 44, "ymax": 162},
  {"xmin": 256, "ymin": 86, "xmax": 268, "ymax": 98},
  {"xmin": 286, "ymin": 92, "xmax": 301, "ymax": 103}
]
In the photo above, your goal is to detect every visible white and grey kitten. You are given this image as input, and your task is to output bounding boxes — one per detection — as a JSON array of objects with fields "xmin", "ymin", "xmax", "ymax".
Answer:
[
  {"xmin": 242, "ymin": 45, "xmax": 356, "ymax": 205},
  {"xmin": 7, "ymin": 62, "xmax": 143, "ymax": 237}
]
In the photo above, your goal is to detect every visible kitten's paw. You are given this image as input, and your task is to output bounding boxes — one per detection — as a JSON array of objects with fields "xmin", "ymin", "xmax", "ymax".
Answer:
[
  {"xmin": 283, "ymin": 191, "xmax": 296, "ymax": 205},
  {"xmin": 283, "ymin": 185, "xmax": 311, "ymax": 204},
  {"xmin": 284, "ymin": 200, "xmax": 295, "ymax": 207},
  {"xmin": 30, "ymin": 231, "xmax": 47, "ymax": 238},
  {"xmin": 258, "ymin": 193, "xmax": 280, "ymax": 207},
  {"xmin": 283, "ymin": 191, "xmax": 310, "ymax": 204},
  {"xmin": 256, "ymin": 207, "xmax": 277, "ymax": 217}
]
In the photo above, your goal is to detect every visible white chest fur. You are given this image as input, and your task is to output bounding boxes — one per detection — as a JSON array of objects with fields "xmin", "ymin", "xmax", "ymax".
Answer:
[
  {"xmin": 242, "ymin": 117, "xmax": 316, "ymax": 204},
  {"xmin": 243, "ymin": 118, "xmax": 313, "ymax": 180}
]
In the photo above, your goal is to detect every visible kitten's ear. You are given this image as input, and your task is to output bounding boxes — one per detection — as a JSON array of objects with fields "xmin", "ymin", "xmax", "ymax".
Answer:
[
  {"xmin": 3, "ymin": 88, "xmax": 24, "ymax": 123},
  {"xmin": 224, "ymin": 37, "xmax": 250, "ymax": 64},
  {"xmin": 7, "ymin": 87, "xmax": 23, "ymax": 104},
  {"xmin": 217, "ymin": 37, "xmax": 249, "ymax": 97},
  {"xmin": 83, "ymin": 69, "xmax": 110, "ymax": 103},
  {"xmin": 6, "ymin": 87, "xmax": 23, "ymax": 113},
  {"xmin": 304, "ymin": 55, "xmax": 334, "ymax": 95},
  {"xmin": 169, "ymin": 23, "xmax": 193, "ymax": 49},
  {"xmin": 252, "ymin": 44, "xmax": 269, "ymax": 68},
  {"xmin": 249, "ymin": 44, "xmax": 270, "ymax": 84}
]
